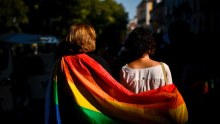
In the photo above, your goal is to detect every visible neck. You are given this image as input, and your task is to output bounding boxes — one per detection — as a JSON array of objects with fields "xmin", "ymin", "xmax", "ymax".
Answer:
[
  {"xmin": 138, "ymin": 54, "xmax": 151, "ymax": 62},
  {"xmin": 141, "ymin": 53, "xmax": 150, "ymax": 59}
]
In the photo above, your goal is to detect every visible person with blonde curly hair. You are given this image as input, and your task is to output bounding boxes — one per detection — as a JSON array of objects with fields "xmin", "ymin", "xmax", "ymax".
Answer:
[{"xmin": 55, "ymin": 22, "xmax": 111, "ymax": 73}]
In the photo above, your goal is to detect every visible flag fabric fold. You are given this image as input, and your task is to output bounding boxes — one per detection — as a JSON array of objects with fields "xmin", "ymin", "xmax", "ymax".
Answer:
[{"xmin": 45, "ymin": 53, "xmax": 188, "ymax": 124}]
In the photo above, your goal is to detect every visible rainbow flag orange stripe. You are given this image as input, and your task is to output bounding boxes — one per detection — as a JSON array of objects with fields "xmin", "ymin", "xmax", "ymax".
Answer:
[{"xmin": 45, "ymin": 54, "xmax": 188, "ymax": 124}]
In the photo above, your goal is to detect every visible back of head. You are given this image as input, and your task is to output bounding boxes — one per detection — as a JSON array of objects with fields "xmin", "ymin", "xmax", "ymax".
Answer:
[
  {"xmin": 57, "ymin": 23, "xmax": 96, "ymax": 57},
  {"xmin": 124, "ymin": 26, "xmax": 156, "ymax": 61}
]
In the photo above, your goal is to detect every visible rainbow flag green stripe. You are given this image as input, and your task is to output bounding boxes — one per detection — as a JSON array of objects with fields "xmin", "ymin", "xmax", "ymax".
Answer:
[{"xmin": 45, "ymin": 54, "xmax": 188, "ymax": 124}]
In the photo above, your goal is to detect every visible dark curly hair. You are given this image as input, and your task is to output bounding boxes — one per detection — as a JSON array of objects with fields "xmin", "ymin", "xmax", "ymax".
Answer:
[{"xmin": 123, "ymin": 26, "xmax": 156, "ymax": 62}]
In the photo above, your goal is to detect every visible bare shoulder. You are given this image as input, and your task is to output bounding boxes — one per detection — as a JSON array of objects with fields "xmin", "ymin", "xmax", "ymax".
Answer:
[
  {"xmin": 151, "ymin": 60, "xmax": 161, "ymax": 66},
  {"xmin": 128, "ymin": 59, "xmax": 161, "ymax": 69}
]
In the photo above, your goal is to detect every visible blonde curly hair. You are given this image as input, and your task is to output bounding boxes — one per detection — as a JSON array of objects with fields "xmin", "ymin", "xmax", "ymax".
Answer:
[{"xmin": 65, "ymin": 23, "xmax": 96, "ymax": 53}]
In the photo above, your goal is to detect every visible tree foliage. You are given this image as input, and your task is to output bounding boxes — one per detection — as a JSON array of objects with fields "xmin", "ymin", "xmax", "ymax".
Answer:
[
  {"xmin": 0, "ymin": 0, "xmax": 128, "ymax": 52},
  {"xmin": 0, "ymin": 0, "xmax": 29, "ymax": 33}
]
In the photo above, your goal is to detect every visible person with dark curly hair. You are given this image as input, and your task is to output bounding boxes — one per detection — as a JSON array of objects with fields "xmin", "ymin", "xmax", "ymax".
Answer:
[{"xmin": 119, "ymin": 26, "xmax": 173, "ymax": 93}]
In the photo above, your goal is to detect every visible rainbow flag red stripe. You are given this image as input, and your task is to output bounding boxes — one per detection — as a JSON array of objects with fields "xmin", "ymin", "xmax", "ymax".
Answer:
[{"xmin": 45, "ymin": 54, "xmax": 188, "ymax": 124}]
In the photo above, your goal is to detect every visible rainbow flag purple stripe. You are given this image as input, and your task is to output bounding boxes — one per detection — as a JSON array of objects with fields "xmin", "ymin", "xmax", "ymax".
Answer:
[{"xmin": 45, "ymin": 54, "xmax": 188, "ymax": 124}]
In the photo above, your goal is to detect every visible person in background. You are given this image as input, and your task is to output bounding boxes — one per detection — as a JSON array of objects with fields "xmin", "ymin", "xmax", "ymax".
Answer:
[{"xmin": 119, "ymin": 26, "xmax": 173, "ymax": 93}]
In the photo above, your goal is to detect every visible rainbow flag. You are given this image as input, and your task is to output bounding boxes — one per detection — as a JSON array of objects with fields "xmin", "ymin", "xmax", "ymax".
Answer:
[{"xmin": 45, "ymin": 54, "xmax": 188, "ymax": 124}]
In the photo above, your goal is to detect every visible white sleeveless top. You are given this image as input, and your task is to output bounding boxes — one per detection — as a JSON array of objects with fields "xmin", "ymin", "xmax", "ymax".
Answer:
[{"xmin": 120, "ymin": 62, "xmax": 173, "ymax": 94}]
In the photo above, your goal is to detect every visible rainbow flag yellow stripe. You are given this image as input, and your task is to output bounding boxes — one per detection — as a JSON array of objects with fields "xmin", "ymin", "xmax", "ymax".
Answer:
[{"xmin": 45, "ymin": 54, "xmax": 188, "ymax": 124}]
